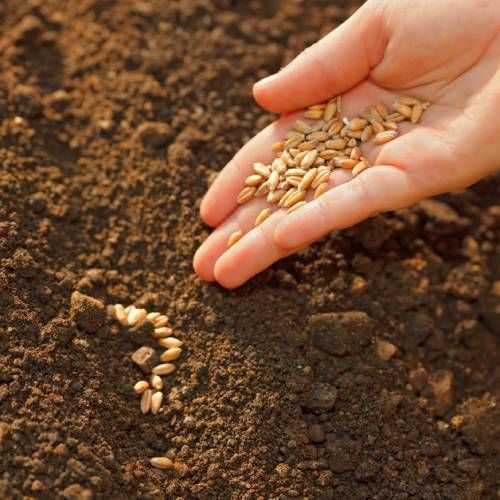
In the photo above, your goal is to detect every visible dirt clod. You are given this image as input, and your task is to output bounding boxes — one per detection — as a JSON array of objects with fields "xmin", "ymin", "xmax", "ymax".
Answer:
[
  {"xmin": 131, "ymin": 346, "xmax": 159, "ymax": 374},
  {"xmin": 70, "ymin": 291, "xmax": 105, "ymax": 333},
  {"xmin": 137, "ymin": 122, "xmax": 173, "ymax": 148}
]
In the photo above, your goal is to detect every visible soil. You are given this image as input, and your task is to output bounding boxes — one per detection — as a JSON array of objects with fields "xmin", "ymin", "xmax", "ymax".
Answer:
[{"xmin": 0, "ymin": 0, "xmax": 499, "ymax": 499}]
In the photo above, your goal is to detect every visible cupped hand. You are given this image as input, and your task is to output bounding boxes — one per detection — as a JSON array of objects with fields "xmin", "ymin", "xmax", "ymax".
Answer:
[{"xmin": 194, "ymin": 0, "xmax": 500, "ymax": 288}]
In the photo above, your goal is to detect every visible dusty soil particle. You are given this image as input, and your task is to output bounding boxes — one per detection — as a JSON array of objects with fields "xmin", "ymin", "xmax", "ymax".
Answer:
[
  {"xmin": 70, "ymin": 291, "xmax": 105, "ymax": 333},
  {"xmin": 326, "ymin": 437, "xmax": 361, "ymax": 473},
  {"xmin": 303, "ymin": 383, "xmax": 337, "ymax": 412},
  {"xmin": 136, "ymin": 121, "xmax": 173, "ymax": 148}
]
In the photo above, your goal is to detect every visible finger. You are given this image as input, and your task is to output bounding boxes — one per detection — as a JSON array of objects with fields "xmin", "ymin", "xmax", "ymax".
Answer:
[
  {"xmin": 194, "ymin": 169, "xmax": 352, "ymax": 284},
  {"xmin": 274, "ymin": 164, "xmax": 426, "ymax": 250},
  {"xmin": 253, "ymin": 3, "xmax": 387, "ymax": 113},
  {"xmin": 200, "ymin": 112, "xmax": 302, "ymax": 228}
]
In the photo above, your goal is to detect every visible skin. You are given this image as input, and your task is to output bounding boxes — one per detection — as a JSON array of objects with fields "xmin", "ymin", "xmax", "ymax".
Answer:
[{"xmin": 194, "ymin": 0, "xmax": 500, "ymax": 288}]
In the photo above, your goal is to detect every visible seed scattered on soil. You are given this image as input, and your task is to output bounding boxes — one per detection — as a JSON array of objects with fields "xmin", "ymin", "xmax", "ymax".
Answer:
[
  {"xmin": 152, "ymin": 363, "xmax": 176, "ymax": 375},
  {"xmin": 140, "ymin": 389, "xmax": 153, "ymax": 414},
  {"xmin": 152, "ymin": 327, "xmax": 173, "ymax": 338},
  {"xmin": 159, "ymin": 337, "xmax": 183, "ymax": 349},
  {"xmin": 230, "ymin": 95, "xmax": 428, "ymax": 246},
  {"xmin": 134, "ymin": 380, "xmax": 149, "ymax": 394},
  {"xmin": 150, "ymin": 457, "xmax": 174, "ymax": 470},
  {"xmin": 150, "ymin": 374, "xmax": 163, "ymax": 390},
  {"xmin": 227, "ymin": 230, "xmax": 243, "ymax": 247},
  {"xmin": 151, "ymin": 391, "xmax": 163, "ymax": 414},
  {"xmin": 160, "ymin": 347, "xmax": 182, "ymax": 362}
]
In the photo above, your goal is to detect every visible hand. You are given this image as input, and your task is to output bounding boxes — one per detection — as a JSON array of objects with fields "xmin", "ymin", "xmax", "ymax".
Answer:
[{"xmin": 194, "ymin": 0, "xmax": 500, "ymax": 288}]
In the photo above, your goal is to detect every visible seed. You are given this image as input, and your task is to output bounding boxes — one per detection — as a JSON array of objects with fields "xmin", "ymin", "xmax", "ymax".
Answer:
[
  {"xmin": 304, "ymin": 109, "xmax": 323, "ymax": 119},
  {"xmin": 297, "ymin": 140, "xmax": 317, "ymax": 151},
  {"xmin": 328, "ymin": 120, "xmax": 343, "ymax": 135},
  {"xmin": 152, "ymin": 327, "xmax": 173, "ymax": 338},
  {"xmin": 292, "ymin": 120, "xmax": 312, "ymax": 134},
  {"xmin": 281, "ymin": 151, "xmax": 294, "ymax": 166},
  {"xmin": 287, "ymin": 201, "xmax": 307, "ymax": 214},
  {"xmin": 323, "ymin": 100, "xmax": 337, "ymax": 121},
  {"xmin": 336, "ymin": 158, "xmax": 358, "ymax": 169},
  {"xmin": 140, "ymin": 389, "xmax": 153, "ymax": 414},
  {"xmin": 147, "ymin": 312, "xmax": 161, "ymax": 322},
  {"xmin": 267, "ymin": 170, "xmax": 279, "ymax": 190},
  {"xmin": 271, "ymin": 141, "xmax": 284, "ymax": 153},
  {"xmin": 374, "ymin": 130, "xmax": 398, "ymax": 144},
  {"xmin": 150, "ymin": 374, "xmax": 163, "ymax": 390},
  {"xmin": 375, "ymin": 102, "xmax": 389, "ymax": 118},
  {"xmin": 255, "ymin": 181, "xmax": 270, "ymax": 197},
  {"xmin": 411, "ymin": 102, "xmax": 423, "ymax": 124},
  {"xmin": 347, "ymin": 130, "xmax": 363, "ymax": 139},
  {"xmin": 115, "ymin": 304, "xmax": 127, "ymax": 325},
  {"xmin": 151, "ymin": 391, "xmax": 163, "ymax": 414},
  {"xmin": 159, "ymin": 337, "xmax": 183, "ymax": 349},
  {"xmin": 309, "ymin": 103, "xmax": 326, "ymax": 110},
  {"xmin": 255, "ymin": 208, "xmax": 273, "ymax": 226},
  {"xmin": 283, "ymin": 189, "xmax": 306, "ymax": 208},
  {"xmin": 272, "ymin": 158, "xmax": 287, "ymax": 174},
  {"xmin": 383, "ymin": 121, "xmax": 398, "ymax": 131},
  {"xmin": 150, "ymin": 457, "xmax": 174, "ymax": 470},
  {"xmin": 311, "ymin": 169, "xmax": 331, "ymax": 188},
  {"xmin": 286, "ymin": 176, "xmax": 302, "ymax": 187},
  {"xmin": 279, "ymin": 188, "xmax": 297, "ymax": 207},
  {"xmin": 244, "ymin": 174, "xmax": 263, "ymax": 187},
  {"xmin": 300, "ymin": 149, "xmax": 318, "ymax": 169},
  {"xmin": 298, "ymin": 168, "xmax": 318, "ymax": 190},
  {"xmin": 336, "ymin": 95, "xmax": 342, "ymax": 113},
  {"xmin": 361, "ymin": 125, "xmax": 374, "ymax": 142},
  {"xmin": 285, "ymin": 168, "xmax": 306, "ymax": 177},
  {"xmin": 340, "ymin": 125, "xmax": 349, "ymax": 137},
  {"xmin": 348, "ymin": 118, "xmax": 368, "ymax": 131},
  {"xmin": 107, "ymin": 305, "xmax": 117, "ymax": 319},
  {"xmin": 128, "ymin": 307, "xmax": 147, "ymax": 326},
  {"xmin": 124, "ymin": 305, "xmax": 133, "ymax": 314},
  {"xmin": 253, "ymin": 162, "xmax": 271, "ymax": 178},
  {"xmin": 350, "ymin": 147, "xmax": 362, "ymax": 160},
  {"xmin": 152, "ymin": 363, "xmax": 176, "ymax": 376},
  {"xmin": 294, "ymin": 150, "xmax": 309, "ymax": 166},
  {"xmin": 398, "ymin": 96, "xmax": 419, "ymax": 106},
  {"xmin": 369, "ymin": 105, "xmax": 382, "ymax": 118},
  {"xmin": 285, "ymin": 130, "xmax": 304, "ymax": 141},
  {"xmin": 352, "ymin": 159, "xmax": 370, "ymax": 177},
  {"xmin": 284, "ymin": 137, "xmax": 302, "ymax": 149},
  {"xmin": 227, "ymin": 230, "xmax": 243, "ymax": 248},
  {"xmin": 307, "ymin": 131, "xmax": 328, "ymax": 142},
  {"xmin": 319, "ymin": 149, "xmax": 337, "ymax": 160},
  {"xmin": 267, "ymin": 189, "xmax": 285, "ymax": 203},
  {"xmin": 153, "ymin": 315, "xmax": 169, "ymax": 328},
  {"xmin": 314, "ymin": 182, "xmax": 329, "ymax": 199},
  {"xmin": 385, "ymin": 112, "xmax": 405, "ymax": 123},
  {"xmin": 393, "ymin": 102, "xmax": 412, "ymax": 118},
  {"xmin": 236, "ymin": 186, "xmax": 256, "ymax": 205},
  {"xmin": 160, "ymin": 347, "xmax": 182, "ymax": 362},
  {"xmin": 134, "ymin": 380, "xmax": 149, "ymax": 394},
  {"xmin": 371, "ymin": 120, "xmax": 385, "ymax": 134},
  {"xmin": 313, "ymin": 156, "xmax": 325, "ymax": 166},
  {"xmin": 325, "ymin": 138, "xmax": 346, "ymax": 150}
]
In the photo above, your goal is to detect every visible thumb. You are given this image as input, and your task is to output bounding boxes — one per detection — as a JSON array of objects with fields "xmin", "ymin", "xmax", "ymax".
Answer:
[{"xmin": 253, "ymin": 1, "xmax": 387, "ymax": 114}]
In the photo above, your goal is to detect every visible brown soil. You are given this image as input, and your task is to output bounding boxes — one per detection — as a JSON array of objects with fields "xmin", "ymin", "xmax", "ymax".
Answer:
[{"xmin": 0, "ymin": 1, "xmax": 499, "ymax": 499}]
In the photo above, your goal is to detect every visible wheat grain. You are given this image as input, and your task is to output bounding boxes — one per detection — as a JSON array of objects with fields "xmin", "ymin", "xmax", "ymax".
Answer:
[
  {"xmin": 227, "ymin": 230, "xmax": 243, "ymax": 247},
  {"xmin": 134, "ymin": 380, "xmax": 149, "ymax": 394},
  {"xmin": 393, "ymin": 102, "xmax": 412, "ymax": 118},
  {"xmin": 323, "ymin": 100, "xmax": 337, "ymax": 121},
  {"xmin": 151, "ymin": 391, "xmax": 163, "ymax": 414},
  {"xmin": 361, "ymin": 125, "xmax": 374, "ymax": 142},
  {"xmin": 160, "ymin": 348, "xmax": 182, "ymax": 362},
  {"xmin": 267, "ymin": 189, "xmax": 285, "ymax": 203},
  {"xmin": 254, "ymin": 208, "xmax": 273, "ymax": 226},
  {"xmin": 293, "ymin": 120, "xmax": 312, "ymax": 134},
  {"xmin": 311, "ymin": 169, "xmax": 331, "ymax": 189},
  {"xmin": 314, "ymin": 182, "xmax": 329, "ymax": 199},
  {"xmin": 140, "ymin": 389, "xmax": 153, "ymax": 413},
  {"xmin": 300, "ymin": 149, "xmax": 318, "ymax": 169},
  {"xmin": 115, "ymin": 304, "xmax": 127, "ymax": 325},
  {"xmin": 153, "ymin": 315, "xmax": 169, "ymax": 328},
  {"xmin": 146, "ymin": 312, "xmax": 161, "ymax": 322},
  {"xmin": 382, "ymin": 121, "xmax": 398, "ymax": 131},
  {"xmin": 304, "ymin": 109, "xmax": 323, "ymax": 119},
  {"xmin": 348, "ymin": 118, "xmax": 368, "ymax": 131},
  {"xmin": 159, "ymin": 337, "xmax": 183, "ymax": 349},
  {"xmin": 398, "ymin": 96, "xmax": 419, "ymax": 106},
  {"xmin": 336, "ymin": 158, "xmax": 358, "ymax": 169},
  {"xmin": 244, "ymin": 174, "xmax": 263, "ymax": 187},
  {"xmin": 152, "ymin": 327, "xmax": 173, "ymax": 338},
  {"xmin": 385, "ymin": 112, "xmax": 405, "ymax": 123},
  {"xmin": 298, "ymin": 168, "xmax": 318, "ymax": 190},
  {"xmin": 150, "ymin": 457, "xmax": 174, "ymax": 469},
  {"xmin": 411, "ymin": 102, "xmax": 423, "ymax": 123},
  {"xmin": 128, "ymin": 307, "xmax": 147, "ymax": 326},
  {"xmin": 283, "ymin": 189, "xmax": 306, "ymax": 208},
  {"xmin": 271, "ymin": 141, "xmax": 284, "ymax": 153},
  {"xmin": 152, "ymin": 363, "xmax": 176, "ymax": 376},
  {"xmin": 255, "ymin": 181, "xmax": 271, "ymax": 197},
  {"xmin": 237, "ymin": 186, "xmax": 256, "ymax": 204},
  {"xmin": 150, "ymin": 374, "xmax": 163, "ymax": 390},
  {"xmin": 374, "ymin": 130, "xmax": 398, "ymax": 144},
  {"xmin": 287, "ymin": 201, "xmax": 307, "ymax": 214},
  {"xmin": 352, "ymin": 159, "xmax": 370, "ymax": 177},
  {"xmin": 253, "ymin": 162, "xmax": 271, "ymax": 178}
]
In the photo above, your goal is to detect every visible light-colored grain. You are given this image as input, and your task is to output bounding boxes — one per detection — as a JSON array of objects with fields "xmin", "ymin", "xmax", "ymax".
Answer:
[
  {"xmin": 285, "ymin": 130, "xmax": 304, "ymax": 141},
  {"xmin": 253, "ymin": 162, "xmax": 271, "ymax": 178},
  {"xmin": 310, "ymin": 119, "xmax": 326, "ymax": 132},
  {"xmin": 369, "ymin": 105, "xmax": 382, "ymax": 118},
  {"xmin": 244, "ymin": 174, "xmax": 263, "ymax": 187},
  {"xmin": 398, "ymin": 96, "xmax": 419, "ymax": 106},
  {"xmin": 150, "ymin": 457, "xmax": 174, "ymax": 469},
  {"xmin": 371, "ymin": 120, "xmax": 385, "ymax": 134},
  {"xmin": 268, "ymin": 170, "xmax": 280, "ymax": 190},
  {"xmin": 336, "ymin": 95, "xmax": 342, "ymax": 113},
  {"xmin": 134, "ymin": 380, "xmax": 149, "ymax": 394},
  {"xmin": 336, "ymin": 158, "xmax": 358, "ymax": 169},
  {"xmin": 147, "ymin": 312, "xmax": 161, "ymax": 322},
  {"xmin": 107, "ymin": 304, "xmax": 117, "ymax": 319},
  {"xmin": 375, "ymin": 102, "xmax": 389, "ymax": 118},
  {"xmin": 115, "ymin": 304, "xmax": 127, "ymax": 324},
  {"xmin": 374, "ymin": 130, "xmax": 398, "ymax": 144},
  {"xmin": 307, "ymin": 131, "xmax": 328, "ymax": 142},
  {"xmin": 385, "ymin": 112, "xmax": 405, "ymax": 123},
  {"xmin": 347, "ymin": 138, "xmax": 358, "ymax": 148},
  {"xmin": 313, "ymin": 156, "xmax": 325, "ymax": 166},
  {"xmin": 152, "ymin": 327, "xmax": 173, "ymax": 338},
  {"xmin": 314, "ymin": 182, "xmax": 329, "ymax": 199},
  {"xmin": 236, "ymin": 186, "xmax": 256, "ymax": 205},
  {"xmin": 300, "ymin": 149, "xmax": 318, "ymax": 169},
  {"xmin": 294, "ymin": 150, "xmax": 309, "ymax": 166},
  {"xmin": 348, "ymin": 118, "xmax": 368, "ymax": 131},
  {"xmin": 287, "ymin": 201, "xmax": 307, "ymax": 214},
  {"xmin": 255, "ymin": 181, "xmax": 271, "ymax": 197},
  {"xmin": 159, "ymin": 337, "xmax": 183, "ymax": 349},
  {"xmin": 352, "ymin": 159, "xmax": 370, "ymax": 177},
  {"xmin": 151, "ymin": 391, "xmax": 163, "ymax": 414},
  {"xmin": 283, "ymin": 189, "xmax": 306, "ymax": 208},
  {"xmin": 298, "ymin": 168, "xmax": 318, "ymax": 190},
  {"xmin": 411, "ymin": 102, "xmax": 423, "ymax": 123},
  {"xmin": 285, "ymin": 168, "xmax": 306, "ymax": 177},
  {"xmin": 393, "ymin": 102, "xmax": 412, "ymax": 118},
  {"xmin": 350, "ymin": 146, "xmax": 362, "ymax": 160},
  {"xmin": 304, "ymin": 109, "xmax": 323, "ymax": 119},
  {"xmin": 152, "ymin": 363, "xmax": 176, "ymax": 376},
  {"xmin": 311, "ymin": 169, "xmax": 331, "ymax": 189},
  {"xmin": 150, "ymin": 374, "xmax": 163, "ymax": 390},
  {"xmin": 227, "ymin": 230, "xmax": 243, "ymax": 248},
  {"xmin": 347, "ymin": 129, "xmax": 363, "ymax": 139},
  {"xmin": 140, "ymin": 389, "xmax": 153, "ymax": 414},
  {"xmin": 298, "ymin": 140, "xmax": 317, "ymax": 151},
  {"xmin": 271, "ymin": 158, "xmax": 287, "ymax": 174},
  {"xmin": 284, "ymin": 137, "xmax": 302, "ymax": 149},
  {"xmin": 323, "ymin": 100, "xmax": 337, "ymax": 121},
  {"xmin": 383, "ymin": 121, "xmax": 398, "ymax": 131},
  {"xmin": 325, "ymin": 138, "xmax": 346, "ymax": 150},
  {"xmin": 153, "ymin": 315, "xmax": 169, "ymax": 328},
  {"xmin": 124, "ymin": 305, "xmax": 133, "ymax": 314},
  {"xmin": 293, "ymin": 120, "xmax": 312, "ymax": 134},
  {"xmin": 128, "ymin": 307, "xmax": 147, "ymax": 326},
  {"xmin": 271, "ymin": 141, "xmax": 284, "ymax": 153},
  {"xmin": 267, "ymin": 189, "xmax": 285, "ymax": 204},
  {"xmin": 255, "ymin": 208, "xmax": 272, "ymax": 226},
  {"xmin": 286, "ymin": 176, "xmax": 302, "ymax": 187},
  {"xmin": 319, "ymin": 149, "xmax": 337, "ymax": 160},
  {"xmin": 361, "ymin": 125, "xmax": 374, "ymax": 142},
  {"xmin": 328, "ymin": 120, "xmax": 343, "ymax": 135},
  {"xmin": 281, "ymin": 150, "xmax": 294, "ymax": 166},
  {"xmin": 160, "ymin": 347, "xmax": 182, "ymax": 362}
]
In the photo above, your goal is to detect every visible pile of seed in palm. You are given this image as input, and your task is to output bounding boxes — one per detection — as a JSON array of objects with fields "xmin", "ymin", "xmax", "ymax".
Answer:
[
  {"xmin": 228, "ymin": 95, "xmax": 429, "ymax": 247},
  {"xmin": 106, "ymin": 304, "xmax": 182, "ymax": 414}
]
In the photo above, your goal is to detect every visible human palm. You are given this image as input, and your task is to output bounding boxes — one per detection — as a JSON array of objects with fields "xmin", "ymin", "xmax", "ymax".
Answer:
[{"xmin": 194, "ymin": 0, "xmax": 500, "ymax": 288}]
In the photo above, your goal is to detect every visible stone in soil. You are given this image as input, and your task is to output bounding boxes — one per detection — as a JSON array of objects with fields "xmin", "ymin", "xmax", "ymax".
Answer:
[
  {"xmin": 131, "ymin": 346, "xmax": 159, "ymax": 374},
  {"xmin": 303, "ymin": 383, "xmax": 337, "ymax": 412},
  {"xmin": 70, "ymin": 291, "xmax": 106, "ymax": 333},
  {"xmin": 308, "ymin": 311, "xmax": 373, "ymax": 357},
  {"xmin": 326, "ymin": 437, "xmax": 361, "ymax": 472},
  {"xmin": 375, "ymin": 339, "xmax": 397, "ymax": 361},
  {"xmin": 429, "ymin": 369, "xmax": 454, "ymax": 417},
  {"xmin": 137, "ymin": 121, "xmax": 173, "ymax": 148}
]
